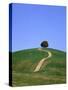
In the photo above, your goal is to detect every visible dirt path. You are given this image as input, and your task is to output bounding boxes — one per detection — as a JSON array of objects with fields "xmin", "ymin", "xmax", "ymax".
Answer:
[{"xmin": 34, "ymin": 48, "xmax": 52, "ymax": 72}]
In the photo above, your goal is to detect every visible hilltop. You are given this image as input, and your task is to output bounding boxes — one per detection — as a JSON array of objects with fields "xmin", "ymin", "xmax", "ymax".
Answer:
[{"xmin": 12, "ymin": 48, "xmax": 66, "ymax": 86}]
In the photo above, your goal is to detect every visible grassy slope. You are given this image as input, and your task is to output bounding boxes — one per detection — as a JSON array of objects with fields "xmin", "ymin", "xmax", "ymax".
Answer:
[{"xmin": 12, "ymin": 48, "xmax": 66, "ymax": 86}]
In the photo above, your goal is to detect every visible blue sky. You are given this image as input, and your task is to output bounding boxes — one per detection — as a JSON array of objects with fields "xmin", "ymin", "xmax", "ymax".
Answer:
[{"xmin": 11, "ymin": 3, "xmax": 66, "ymax": 52}]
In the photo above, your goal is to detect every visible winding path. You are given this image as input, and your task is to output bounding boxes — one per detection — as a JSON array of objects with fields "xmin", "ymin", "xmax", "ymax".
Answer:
[{"xmin": 34, "ymin": 48, "xmax": 52, "ymax": 72}]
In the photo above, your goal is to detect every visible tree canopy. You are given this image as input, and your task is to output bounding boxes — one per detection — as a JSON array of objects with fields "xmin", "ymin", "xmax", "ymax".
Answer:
[{"xmin": 41, "ymin": 41, "xmax": 48, "ymax": 48}]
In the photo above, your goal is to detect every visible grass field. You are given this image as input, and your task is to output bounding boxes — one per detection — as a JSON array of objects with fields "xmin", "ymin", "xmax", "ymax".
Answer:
[{"xmin": 12, "ymin": 48, "xmax": 66, "ymax": 86}]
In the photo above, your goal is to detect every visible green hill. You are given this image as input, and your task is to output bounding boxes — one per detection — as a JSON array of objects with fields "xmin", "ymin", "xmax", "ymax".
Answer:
[{"xmin": 12, "ymin": 48, "xmax": 66, "ymax": 86}]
